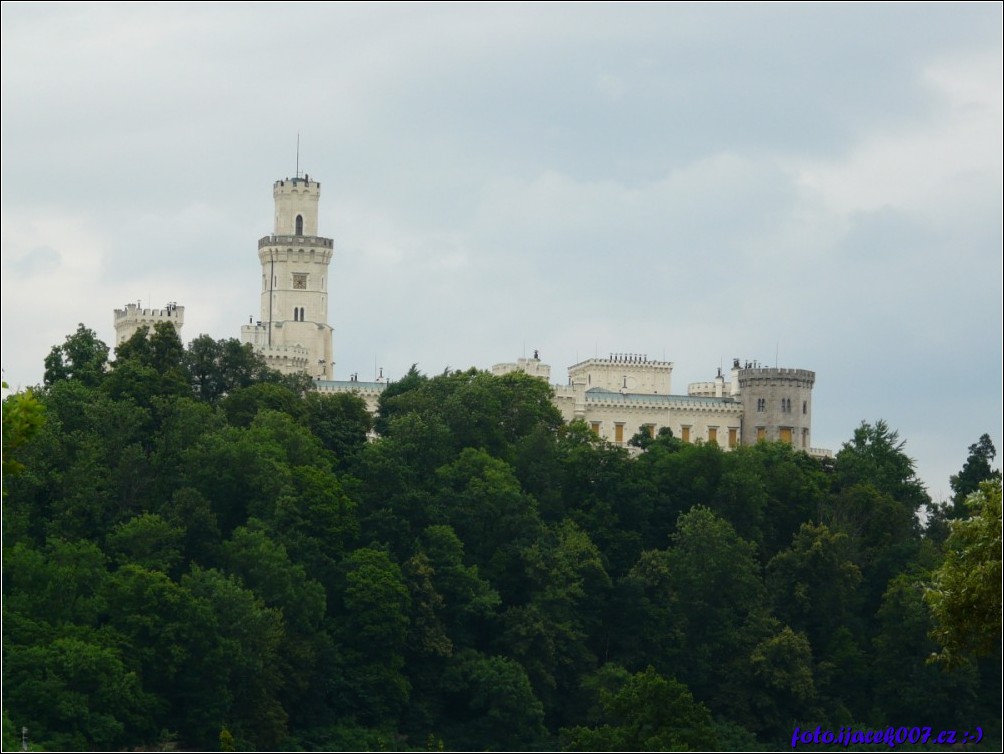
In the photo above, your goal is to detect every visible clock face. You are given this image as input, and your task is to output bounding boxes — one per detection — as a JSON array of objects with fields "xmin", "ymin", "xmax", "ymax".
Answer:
[{"xmin": 293, "ymin": 273, "xmax": 307, "ymax": 290}]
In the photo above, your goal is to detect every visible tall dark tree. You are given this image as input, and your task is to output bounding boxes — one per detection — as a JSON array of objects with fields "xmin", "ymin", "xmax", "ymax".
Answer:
[
  {"xmin": 949, "ymin": 434, "xmax": 1001, "ymax": 518},
  {"xmin": 43, "ymin": 324, "xmax": 109, "ymax": 388}
]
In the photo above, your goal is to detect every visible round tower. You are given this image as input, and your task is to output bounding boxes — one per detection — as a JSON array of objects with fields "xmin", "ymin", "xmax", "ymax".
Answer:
[
  {"xmin": 737, "ymin": 367, "xmax": 815, "ymax": 450},
  {"xmin": 241, "ymin": 175, "xmax": 335, "ymax": 380}
]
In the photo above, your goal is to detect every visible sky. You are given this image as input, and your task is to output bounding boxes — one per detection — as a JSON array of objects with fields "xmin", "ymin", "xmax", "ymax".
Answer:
[{"xmin": 2, "ymin": 2, "xmax": 1001, "ymax": 500}]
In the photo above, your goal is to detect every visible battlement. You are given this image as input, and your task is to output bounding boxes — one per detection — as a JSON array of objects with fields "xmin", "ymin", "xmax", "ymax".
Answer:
[
  {"xmin": 738, "ymin": 367, "xmax": 815, "ymax": 388},
  {"xmin": 114, "ymin": 302, "xmax": 183, "ymax": 320},
  {"xmin": 258, "ymin": 235, "xmax": 334, "ymax": 249},
  {"xmin": 274, "ymin": 176, "xmax": 320, "ymax": 193},
  {"xmin": 569, "ymin": 353, "xmax": 673, "ymax": 369}
]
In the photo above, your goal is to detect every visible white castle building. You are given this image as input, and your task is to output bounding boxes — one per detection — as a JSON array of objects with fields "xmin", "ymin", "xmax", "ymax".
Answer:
[
  {"xmin": 117, "ymin": 171, "xmax": 826, "ymax": 455},
  {"xmin": 493, "ymin": 353, "xmax": 827, "ymax": 455}
]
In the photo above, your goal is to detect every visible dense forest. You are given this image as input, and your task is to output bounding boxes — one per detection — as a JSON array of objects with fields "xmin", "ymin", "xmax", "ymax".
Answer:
[{"xmin": 2, "ymin": 322, "xmax": 1001, "ymax": 752}]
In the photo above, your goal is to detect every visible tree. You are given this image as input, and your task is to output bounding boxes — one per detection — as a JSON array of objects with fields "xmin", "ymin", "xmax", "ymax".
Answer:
[
  {"xmin": 185, "ymin": 335, "xmax": 275, "ymax": 403},
  {"xmin": 614, "ymin": 507, "xmax": 774, "ymax": 729},
  {"xmin": 926, "ymin": 478, "xmax": 1003, "ymax": 661},
  {"xmin": 766, "ymin": 522, "xmax": 862, "ymax": 651},
  {"xmin": 2, "ymin": 381, "xmax": 45, "ymax": 481},
  {"xmin": 43, "ymin": 324, "xmax": 109, "ymax": 387},
  {"xmin": 331, "ymin": 548, "xmax": 412, "ymax": 725},
  {"xmin": 106, "ymin": 513, "xmax": 184, "ymax": 573},
  {"xmin": 302, "ymin": 391, "xmax": 372, "ymax": 465},
  {"xmin": 948, "ymin": 434, "xmax": 1001, "ymax": 518},
  {"xmin": 440, "ymin": 650, "xmax": 547, "ymax": 751},
  {"xmin": 873, "ymin": 574, "xmax": 979, "ymax": 728},
  {"xmin": 835, "ymin": 420, "xmax": 929, "ymax": 513},
  {"xmin": 560, "ymin": 666, "xmax": 717, "ymax": 752},
  {"xmin": 181, "ymin": 566, "xmax": 287, "ymax": 749},
  {"xmin": 2, "ymin": 634, "xmax": 156, "ymax": 751}
]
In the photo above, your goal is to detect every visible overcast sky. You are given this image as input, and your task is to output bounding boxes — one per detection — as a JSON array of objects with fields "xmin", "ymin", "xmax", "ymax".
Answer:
[{"xmin": 2, "ymin": 2, "xmax": 1001, "ymax": 499}]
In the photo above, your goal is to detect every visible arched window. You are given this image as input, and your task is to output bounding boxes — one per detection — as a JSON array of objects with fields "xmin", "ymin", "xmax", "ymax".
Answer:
[
  {"xmin": 295, "ymin": 215, "xmax": 303, "ymax": 235},
  {"xmin": 293, "ymin": 308, "xmax": 299, "ymax": 322},
  {"xmin": 299, "ymin": 307, "xmax": 305, "ymax": 321}
]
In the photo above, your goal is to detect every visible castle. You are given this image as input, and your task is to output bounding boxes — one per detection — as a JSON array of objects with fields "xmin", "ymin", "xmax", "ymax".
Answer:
[{"xmin": 115, "ymin": 172, "xmax": 827, "ymax": 456}]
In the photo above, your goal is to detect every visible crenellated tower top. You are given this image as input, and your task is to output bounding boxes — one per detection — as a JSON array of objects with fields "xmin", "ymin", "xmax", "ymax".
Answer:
[{"xmin": 273, "ymin": 175, "xmax": 321, "ymax": 236}]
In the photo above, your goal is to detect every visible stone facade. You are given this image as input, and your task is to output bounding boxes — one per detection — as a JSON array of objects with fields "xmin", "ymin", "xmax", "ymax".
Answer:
[
  {"xmin": 240, "ymin": 176, "xmax": 334, "ymax": 379},
  {"xmin": 114, "ymin": 302, "xmax": 184, "ymax": 345}
]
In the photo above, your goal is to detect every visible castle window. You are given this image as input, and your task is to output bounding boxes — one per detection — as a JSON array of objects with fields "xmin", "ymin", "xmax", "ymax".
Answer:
[
  {"xmin": 802, "ymin": 400, "xmax": 807, "ymax": 415},
  {"xmin": 708, "ymin": 427, "xmax": 718, "ymax": 446},
  {"xmin": 756, "ymin": 427, "xmax": 766, "ymax": 442},
  {"xmin": 614, "ymin": 423, "xmax": 624, "ymax": 443},
  {"xmin": 300, "ymin": 307, "xmax": 305, "ymax": 321},
  {"xmin": 757, "ymin": 398, "xmax": 765, "ymax": 412},
  {"xmin": 643, "ymin": 423, "xmax": 655, "ymax": 438},
  {"xmin": 590, "ymin": 421, "xmax": 601, "ymax": 436},
  {"xmin": 779, "ymin": 427, "xmax": 793, "ymax": 444},
  {"xmin": 681, "ymin": 426, "xmax": 691, "ymax": 443},
  {"xmin": 728, "ymin": 428, "xmax": 738, "ymax": 448},
  {"xmin": 293, "ymin": 308, "xmax": 299, "ymax": 322},
  {"xmin": 295, "ymin": 215, "xmax": 303, "ymax": 235}
]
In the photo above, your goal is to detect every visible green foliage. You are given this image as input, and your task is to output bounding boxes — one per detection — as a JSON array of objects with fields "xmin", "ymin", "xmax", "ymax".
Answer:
[
  {"xmin": 106, "ymin": 513, "xmax": 184, "ymax": 572},
  {"xmin": 767, "ymin": 523, "xmax": 862, "ymax": 650},
  {"xmin": 1, "ymin": 381, "xmax": 45, "ymax": 481},
  {"xmin": 303, "ymin": 390, "xmax": 372, "ymax": 465},
  {"xmin": 4, "ymin": 325, "xmax": 998, "ymax": 752},
  {"xmin": 185, "ymin": 334, "xmax": 276, "ymax": 403},
  {"xmin": 561, "ymin": 666, "xmax": 717, "ymax": 751},
  {"xmin": 43, "ymin": 324, "xmax": 109, "ymax": 387},
  {"xmin": 926, "ymin": 478, "xmax": 1003, "ymax": 661},
  {"xmin": 441, "ymin": 650, "xmax": 547, "ymax": 751},
  {"xmin": 835, "ymin": 420, "xmax": 930, "ymax": 512},
  {"xmin": 874, "ymin": 574, "xmax": 979, "ymax": 728},
  {"xmin": 949, "ymin": 434, "xmax": 1001, "ymax": 517}
]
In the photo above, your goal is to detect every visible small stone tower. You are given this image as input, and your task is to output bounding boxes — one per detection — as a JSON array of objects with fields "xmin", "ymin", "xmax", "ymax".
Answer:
[
  {"xmin": 738, "ymin": 366, "xmax": 815, "ymax": 450},
  {"xmin": 241, "ymin": 175, "xmax": 334, "ymax": 379},
  {"xmin": 114, "ymin": 301, "xmax": 184, "ymax": 345}
]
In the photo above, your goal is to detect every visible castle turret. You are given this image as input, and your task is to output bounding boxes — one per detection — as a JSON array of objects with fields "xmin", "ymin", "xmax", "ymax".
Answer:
[
  {"xmin": 114, "ymin": 301, "xmax": 184, "ymax": 345},
  {"xmin": 241, "ymin": 175, "xmax": 334, "ymax": 379},
  {"xmin": 738, "ymin": 367, "xmax": 815, "ymax": 449}
]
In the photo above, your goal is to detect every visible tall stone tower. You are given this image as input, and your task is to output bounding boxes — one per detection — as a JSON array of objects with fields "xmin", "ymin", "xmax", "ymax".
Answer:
[
  {"xmin": 241, "ymin": 175, "xmax": 334, "ymax": 379},
  {"xmin": 738, "ymin": 367, "xmax": 815, "ymax": 450}
]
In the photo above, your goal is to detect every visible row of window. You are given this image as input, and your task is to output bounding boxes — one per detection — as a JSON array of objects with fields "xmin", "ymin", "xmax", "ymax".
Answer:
[
  {"xmin": 292, "ymin": 307, "xmax": 306, "ymax": 322},
  {"xmin": 755, "ymin": 397, "xmax": 808, "ymax": 414},
  {"xmin": 589, "ymin": 421, "xmax": 739, "ymax": 448},
  {"xmin": 755, "ymin": 426, "xmax": 808, "ymax": 447},
  {"xmin": 588, "ymin": 421, "xmax": 811, "ymax": 449}
]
